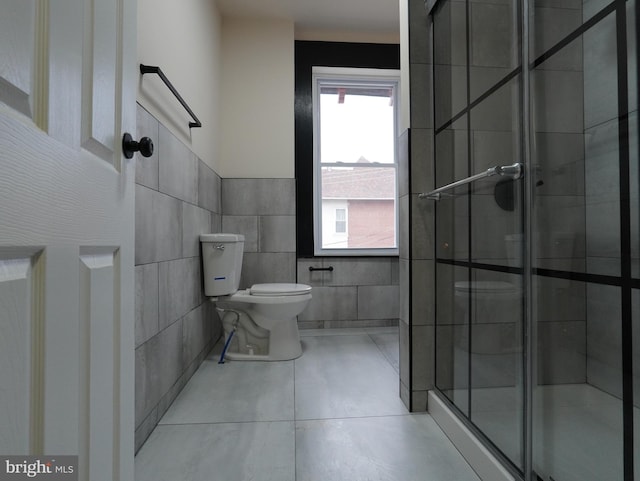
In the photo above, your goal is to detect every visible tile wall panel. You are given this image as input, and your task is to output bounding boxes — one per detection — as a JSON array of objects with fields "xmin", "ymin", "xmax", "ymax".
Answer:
[
  {"xmin": 135, "ymin": 263, "xmax": 159, "ymax": 347},
  {"xmin": 221, "ymin": 216, "xmax": 259, "ymax": 252},
  {"xmin": 158, "ymin": 257, "xmax": 202, "ymax": 330},
  {"xmin": 222, "ymin": 179, "xmax": 296, "ymax": 216},
  {"xmin": 135, "ymin": 185, "xmax": 182, "ymax": 265},
  {"xmin": 260, "ymin": 216, "xmax": 296, "ymax": 253},
  {"xmin": 135, "ymin": 105, "xmax": 222, "ymax": 453},
  {"xmin": 406, "ymin": 0, "xmax": 436, "ymax": 412},
  {"xmin": 136, "ymin": 106, "xmax": 159, "ymax": 190},
  {"xmin": 296, "ymin": 257, "xmax": 400, "ymax": 330},
  {"xmin": 158, "ymin": 124, "xmax": 199, "ymax": 204},
  {"xmin": 182, "ymin": 203, "xmax": 211, "ymax": 258},
  {"xmin": 221, "ymin": 178, "xmax": 297, "ymax": 292},
  {"xmin": 241, "ymin": 252, "xmax": 296, "ymax": 288}
]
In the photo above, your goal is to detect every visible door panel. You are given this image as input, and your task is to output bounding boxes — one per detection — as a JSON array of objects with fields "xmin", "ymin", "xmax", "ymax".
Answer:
[
  {"xmin": 0, "ymin": 0, "xmax": 136, "ymax": 479},
  {"xmin": 0, "ymin": 249, "xmax": 44, "ymax": 455},
  {"xmin": 49, "ymin": 0, "xmax": 84, "ymax": 147},
  {"xmin": 79, "ymin": 250, "xmax": 118, "ymax": 481},
  {"xmin": 83, "ymin": 0, "xmax": 118, "ymax": 162},
  {"xmin": 0, "ymin": 1, "xmax": 36, "ymax": 117}
]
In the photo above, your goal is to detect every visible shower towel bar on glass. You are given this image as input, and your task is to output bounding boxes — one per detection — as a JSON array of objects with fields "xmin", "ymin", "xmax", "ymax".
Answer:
[
  {"xmin": 418, "ymin": 163, "xmax": 523, "ymax": 201},
  {"xmin": 140, "ymin": 64, "xmax": 202, "ymax": 129}
]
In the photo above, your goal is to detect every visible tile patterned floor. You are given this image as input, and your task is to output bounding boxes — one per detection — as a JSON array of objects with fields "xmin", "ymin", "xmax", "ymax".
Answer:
[{"xmin": 135, "ymin": 327, "xmax": 480, "ymax": 481}]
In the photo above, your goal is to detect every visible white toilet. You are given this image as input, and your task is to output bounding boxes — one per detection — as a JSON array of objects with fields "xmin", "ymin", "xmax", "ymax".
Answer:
[
  {"xmin": 453, "ymin": 234, "xmax": 524, "ymax": 322},
  {"xmin": 200, "ymin": 233, "xmax": 312, "ymax": 361}
]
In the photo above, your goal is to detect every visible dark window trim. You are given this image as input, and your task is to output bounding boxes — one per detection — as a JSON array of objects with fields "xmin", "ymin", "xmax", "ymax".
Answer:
[{"xmin": 295, "ymin": 40, "xmax": 400, "ymax": 258}]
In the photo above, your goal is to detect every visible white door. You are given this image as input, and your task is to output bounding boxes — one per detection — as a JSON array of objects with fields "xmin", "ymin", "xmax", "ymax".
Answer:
[{"xmin": 0, "ymin": 1, "xmax": 136, "ymax": 480}]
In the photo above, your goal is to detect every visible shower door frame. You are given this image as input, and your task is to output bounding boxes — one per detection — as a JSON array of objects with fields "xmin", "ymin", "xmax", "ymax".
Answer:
[{"xmin": 426, "ymin": 0, "xmax": 639, "ymax": 480}]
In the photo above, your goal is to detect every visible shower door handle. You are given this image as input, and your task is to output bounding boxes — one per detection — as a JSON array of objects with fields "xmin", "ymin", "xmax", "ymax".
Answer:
[{"xmin": 419, "ymin": 162, "xmax": 523, "ymax": 201}]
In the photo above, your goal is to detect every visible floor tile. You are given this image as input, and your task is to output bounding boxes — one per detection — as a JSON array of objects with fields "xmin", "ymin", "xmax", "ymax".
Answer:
[
  {"xmin": 299, "ymin": 327, "xmax": 368, "ymax": 337},
  {"xmin": 296, "ymin": 415, "xmax": 480, "ymax": 481},
  {"xmin": 137, "ymin": 327, "xmax": 480, "ymax": 481},
  {"xmin": 295, "ymin": 335, "xmax": 407, "ymax": 420},
  {"xmin": 368, "ymin": 331, "xmax": 400, "ymax": 373},
  {"xmin": 159, "ymin": 357, "xmax": 294, "ymax": 424},
  {"xmin": 136, "ymin": 421, "xmax": 295, "ymax": 481}
]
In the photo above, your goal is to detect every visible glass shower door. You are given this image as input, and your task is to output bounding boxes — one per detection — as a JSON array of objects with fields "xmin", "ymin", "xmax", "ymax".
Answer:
[
  {"xmin": 430, "ymin": 0, "xmax": 638, "ymax": 478},
  {"xmin": 432, "ymin": 0, "xmax": 526, "ymax": 473},
  {"xmin": 530, "ymin": 1, "xmax": 637, "ymax": 480}
]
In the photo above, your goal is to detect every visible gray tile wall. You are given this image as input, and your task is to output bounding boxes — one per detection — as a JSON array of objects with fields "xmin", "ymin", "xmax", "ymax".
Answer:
[
  {"xmin": 138, "ymin": 164, "xmax": 400, "ymax": 449},
  {"xmin": 583, "ymin": 2, "xmax": 638, "ymax": 397},
  {"xmin": 219, "ymin": 177, "xmax": 400, "ymax": 330},
  {"xmin": 400, "ymin": 0, "xmax": 435, "ymax": 412},
  {"xmin": 134, "ymin": 105, "xmax": 223, "ymax": 453},
  {"xmin": 530, "ymin": 2, "xmax": 589, "ymax": 388},
  {"xmin": 221, "ymin": 178, "xmax": 297, "ymax": 287},
  {"xmin": 296, "ymin": 257, "xmax": 399, "ymax": 329}
]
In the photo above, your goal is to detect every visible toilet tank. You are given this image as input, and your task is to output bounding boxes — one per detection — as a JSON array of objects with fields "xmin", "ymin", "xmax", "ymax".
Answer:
[{"xmin": 200, "ymin": 233, "xmax": 245, "ymax": 297}]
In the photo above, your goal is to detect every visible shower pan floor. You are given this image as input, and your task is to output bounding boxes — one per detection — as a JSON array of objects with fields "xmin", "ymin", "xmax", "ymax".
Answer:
[{"xmin": 447, "ymin": 383, "xmax": 632, "ymax": 481}]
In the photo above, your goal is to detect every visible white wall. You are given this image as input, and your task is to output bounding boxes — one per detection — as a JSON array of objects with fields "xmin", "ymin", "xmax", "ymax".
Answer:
[
  {"xmin": 136, "ymin": 4, "xmax": 401, "ymax": 179},
  {"xmin": 219, "ymin": 18, "xmax": 295, "ymax": 178},
  {"xmin": 137, "ymin": 0, "xmax": 221, "ymax": 172}
]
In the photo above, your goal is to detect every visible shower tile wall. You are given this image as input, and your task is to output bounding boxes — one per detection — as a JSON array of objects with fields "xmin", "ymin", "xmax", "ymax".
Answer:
[
  {"xmin": 532, "ymin": 2, "xmax": 588, "ymax": 386},
  {"xmin": 581, "ymin": 1, "xmax": 638, "ymax": 398},
  {"xmin": 134, "ymin": 105, "xmax": 223, "ymax": 453},
  {"xmin": 531, "ymin": 3, "xmax": 638, "ymax": 479},
  {"xmin": 531, "ymin": 0, "xmax": 640, "ymax": 400},
  {"xmin": 468, "ymin": 2, "xmax": 522, "ymax": 400}
]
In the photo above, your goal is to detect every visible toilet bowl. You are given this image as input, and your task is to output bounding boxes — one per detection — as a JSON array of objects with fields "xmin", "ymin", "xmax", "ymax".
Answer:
[
  {"xmin": 453, "ymin": 280, "xmax": 521, "ymax": 303},
  {"xmin": 453, "ymin": 233, "xmax": 524, "ymax": 324},
  {"xmin": 200, "ymin": 234, "xmax": 312, "ymax": 361}
]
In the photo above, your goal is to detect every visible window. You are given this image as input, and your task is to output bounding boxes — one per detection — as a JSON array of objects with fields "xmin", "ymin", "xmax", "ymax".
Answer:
[
  {"xmin": 312, "ymin": 67, "xmax": 400, "ymax": 256},
  {"xmin": 335, "ymin": 208, "xmax": 346, "ymax": 233}
]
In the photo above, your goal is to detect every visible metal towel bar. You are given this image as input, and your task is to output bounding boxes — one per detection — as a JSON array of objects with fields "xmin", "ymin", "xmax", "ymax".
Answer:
[
  {"xmin": 418, "ymin": 163, "xmax": 523, "ymax": 201},
  {"xmin": 140, "ymin": 64, "xmax": 202, "ymax": 129}
]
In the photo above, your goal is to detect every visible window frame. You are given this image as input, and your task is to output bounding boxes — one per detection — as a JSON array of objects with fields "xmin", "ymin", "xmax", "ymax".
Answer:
[{"xmin": 311, "ymin": 66, "xmax": 400, "ymax": 257}]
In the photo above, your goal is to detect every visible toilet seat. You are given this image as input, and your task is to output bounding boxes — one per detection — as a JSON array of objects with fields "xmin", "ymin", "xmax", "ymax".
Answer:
[{"xmin": 250, "ymin": 283, "xmax": 312, "ymax": 296}]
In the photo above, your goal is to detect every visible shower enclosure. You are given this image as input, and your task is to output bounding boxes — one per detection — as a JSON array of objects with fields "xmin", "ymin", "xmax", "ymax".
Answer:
[{"xmin": 426, "ymin": 0, "xmax": 638, "ymax": 480}]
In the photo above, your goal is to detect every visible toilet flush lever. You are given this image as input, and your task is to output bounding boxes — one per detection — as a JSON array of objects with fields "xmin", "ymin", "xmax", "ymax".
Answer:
[{"xmin": 214, "ymin": 244, "xmax": 225, "ymax": 250}]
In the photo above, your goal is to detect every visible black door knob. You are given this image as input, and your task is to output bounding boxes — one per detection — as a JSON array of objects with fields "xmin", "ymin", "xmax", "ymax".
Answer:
[{"xmin": 122, "ymin": 133, "xmax": 154, "ymax": 159}]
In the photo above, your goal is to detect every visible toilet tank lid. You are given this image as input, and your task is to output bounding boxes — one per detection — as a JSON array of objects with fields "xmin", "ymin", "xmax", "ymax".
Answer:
[
  {"xmin": 200, "ymin": 233, "xmax": 245, "ymax": 243},
  {"xmin": 250, "ymin": 283, "xmax": 312, "ymax": 296}
]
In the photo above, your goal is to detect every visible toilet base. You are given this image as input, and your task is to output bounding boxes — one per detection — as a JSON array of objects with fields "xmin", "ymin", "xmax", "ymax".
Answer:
[
  {"xmin": 223, "ymin": 347, "xmax": 302, "ymax": 362},
  {"xmin": 219, "ymin": 309, "xmax": 303, "ymax": 361}
]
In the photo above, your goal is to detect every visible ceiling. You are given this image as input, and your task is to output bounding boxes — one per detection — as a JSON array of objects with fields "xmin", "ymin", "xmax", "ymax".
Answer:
[{"xmin": 215, "ymin": 0, "xmax": 400, "ymax": 38}]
